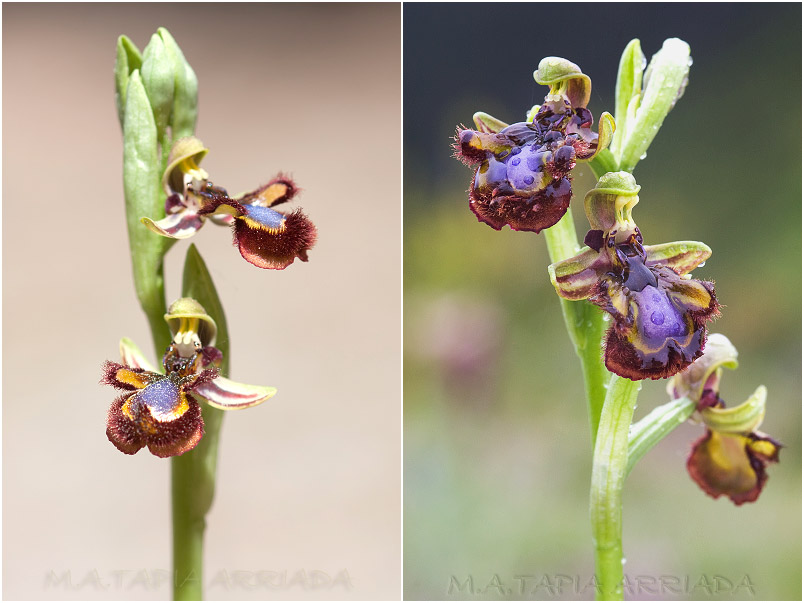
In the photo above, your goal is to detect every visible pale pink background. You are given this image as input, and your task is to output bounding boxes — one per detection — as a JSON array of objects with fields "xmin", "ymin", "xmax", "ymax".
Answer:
[{"xmin": 3, "ymin": 3, "xmax": 400, "ymax": 600}]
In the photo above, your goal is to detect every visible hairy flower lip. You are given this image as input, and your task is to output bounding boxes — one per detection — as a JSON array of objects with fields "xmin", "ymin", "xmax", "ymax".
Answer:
[
  {"xmin": 105, "ymin": 327, "xmax": 278, "ymax": 458},
  {"xmin": 141, "ymin": 138, "xmax": 316, "ymax": 269},
  {"xmin": 687, "ymin": 428, "xmax": 781, "ymax": 505},
  {"xmin": 454, "ymin": 59, "xmax": 613, "ymax": 234},
  {"xmin": 549, "ymin": 174, "xmax": 718, "ymax": 381},
  {"xmin": 669, "ymin": 334, "xmax": 780, "ymax": 505}
]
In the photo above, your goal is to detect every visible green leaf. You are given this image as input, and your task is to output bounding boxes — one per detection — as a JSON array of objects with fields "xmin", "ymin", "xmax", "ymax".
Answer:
[
  {"xmin": 159, "ymin": 28, "xmax": 198, "ymax": 139},
  {"xmin": 123, "ymin": 70, "xmax": 172, "ymax": 355},
  {"xmin": 141, "ymin": 33, "xmax": 176, "ymax": 141},
  {"xmin": 182, "ymin": 244, "xmax": 229, "ymax": 377},
  {"xmin": 176, "ymin": 243, "xmax": 229, "ymax": 528},
  {"xmin": 610, "ymin": 39, "xmax": 644, "ymax": 158},
  {"xmin": 617, "ymin": 38, "xmax": 691, "ymax": 172},
  {"xmin": 114, "ymin": 35, "xmax": 142, "ymax": 129}
]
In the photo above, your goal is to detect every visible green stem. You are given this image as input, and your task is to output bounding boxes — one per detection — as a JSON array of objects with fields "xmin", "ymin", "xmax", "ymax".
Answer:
[
  {"xmin": 543, "ymin": 209, "xmax": 609, "ymax": 446},
  {"xmin": 626, "ymin": 396, "xmax": 696, "ymax": 476},
  {"xmin": 590, "ymin": 376, "xmax": 641, "ymax": 601},
  {"xmin": 171, "ymin": 245, "xmax": 230, "ymax": 600}
]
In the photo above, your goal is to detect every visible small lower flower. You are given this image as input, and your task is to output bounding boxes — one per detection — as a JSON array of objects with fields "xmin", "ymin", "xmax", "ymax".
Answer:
[
  {"xmin": 103, "ymin": 298, "xmax": 278, "ymax": 458},
  {"xmin": 669, "ymin": 334, "xmax": 781, "ymax": 505}
]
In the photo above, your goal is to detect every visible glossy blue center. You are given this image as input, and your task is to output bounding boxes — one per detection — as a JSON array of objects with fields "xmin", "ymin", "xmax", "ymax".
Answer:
[
  {"xmin": 138, "ymin": 378, "xmax": 180, "ymax": 415},
  {"xmin": 244, "ymin": 204, "xmax": 285, "ymax": 229}
]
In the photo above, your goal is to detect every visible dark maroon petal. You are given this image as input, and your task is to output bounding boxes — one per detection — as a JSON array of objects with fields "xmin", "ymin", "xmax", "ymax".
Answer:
[
  {"xmin": 592, "ymin": 261, "xmax": 720, "ymax": 381},
  {"xmin": 469, "ymin": 174, "xmax": 572, "ymax": 233},
  {"xmin": 584, "ymin": 229, "xmax": 605, "ymax": 252},
  {"xmin": 145, "ymin": 398, "xmax": 205, "ymax": 458},
  {"xmin": 238, "ymin": 175, "xmax": 299, "ymax": 208},
  {"xmin": 106, "ymin": 395, "xmax": 146, "ymax": 455},
  {"xmin": 197, "ymin": 195, "xmax": 247, "ymax": 217},
  {"xmin": 603, "ymin": 325, "xmax": 704, "ymax": 381},
  {"xmin": 199, "ymin": 346, "xmax": 224, "ymax": 368},
  {"xmin": 234, "ymin": 207, "xmax": 317, "ymax": 269},
  {"xmin": 100, "ymin": 361, "xmax": 161, "ymax": 391}
]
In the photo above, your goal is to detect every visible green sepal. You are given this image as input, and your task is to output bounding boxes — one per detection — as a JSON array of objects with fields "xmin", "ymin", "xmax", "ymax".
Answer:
[
  {"xmin": 141, "ymin": 33, "xmax": 176, "ymax": 141},
  {"xmin": 162, "ymin": 136, "xmax": 209, "ymax": 195},
  {"xmin": 165, "ymin": 297, "xmax": 218, "ymax": 348},
  {"xmin": 114, "ymin": 35, "xmax": 142, "ymax": 129},
  {"xmin": 123, "ymin": 70, "xmax": 172, "ymax": 355},
  {"xmin": 583, "ymin": 171, "xmax": 641, "ymax": 233},
  {"xmin": 701, "ymin": 385, "xmax": 767, "ymax": 435},
  {"xmin": 159, "ymin": 27, "xmax": 198, "ymax": 140},
  {"xmin": 534, "ymin": 56, "xmax": 591, "ymax": 108},
  {"xmin": 548, "ymin": 247, "xmax": 599, "ymax": 301},
  {"xmin": 668, "ymin": 333, "xmax": 738, "ymax": 402},
  {"xmin": 616, "ymin": 38, "xmax": 691, "ymax": 172},
  {"xmin": 644, "ymin": 240, "xmax": 711, "ymax": 275},
  {"xmin": 472, "ymin": 111, "xmax": 508, "ymax": 134},
  {"xmin": 610, "ymin": 39, "xmax": 644, "ymax": 159},
  {"xmin": 119, "ymin": 337, "xmax": 158, "ymax": 372},
  {"xmin": 582, "ymin": 112, "xmax": 616, "ymax": 162}
]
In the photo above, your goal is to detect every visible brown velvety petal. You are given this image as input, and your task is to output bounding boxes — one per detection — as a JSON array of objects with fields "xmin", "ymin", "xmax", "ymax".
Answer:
[
  {"xmin": 145, "ymin": 398, "xmax": 205, "ymax": 458},
  {"xmin": 238, "ymin": 175, "xmax": 299, "ymax": 208},
  {"xmin": 469, "ymin": 175, "xmax": 572, "ymax": 233},
  {"xmin": 594, "ymin": 265, "xmax": 720, "ymax": 381},
  {"xmin": 106, "ymin": 395, "xmax": 146, "ymax": 455},
  {"xmin": 604, "ymin": 326, "xmax": 704, "ymax": 381},
  {"xmin": 687, "ymin": 431, "xmax": 780, "ymax": 505},
  {"xmin": 101, "ymin": 361, "xmax": 162, "ymax": 391},
  {"xmin": 234, "ymin": 208, "xmax": 317, "ymax": 269}
]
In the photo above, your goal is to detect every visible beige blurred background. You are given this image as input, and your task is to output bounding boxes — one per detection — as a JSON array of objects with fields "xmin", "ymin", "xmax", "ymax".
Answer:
[{"xmin": 3, "ymin": 3, "xmax": 400, "ymax": 600}]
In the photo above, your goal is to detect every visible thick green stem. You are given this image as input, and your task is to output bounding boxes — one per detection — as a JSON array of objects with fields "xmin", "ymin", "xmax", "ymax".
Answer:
[
  {"xmin": 543, "ymin": 209, "xmax": 609, "ymax": 446},
  {"xmin": 591, "ymin": 376, "xmax": 641, "ymax": 601}
]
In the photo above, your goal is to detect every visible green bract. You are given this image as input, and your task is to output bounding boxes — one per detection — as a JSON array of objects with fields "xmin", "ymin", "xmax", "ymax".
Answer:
[{"xmin": 609, "ymin": 37, "xmax": 691, "ymax": 172}]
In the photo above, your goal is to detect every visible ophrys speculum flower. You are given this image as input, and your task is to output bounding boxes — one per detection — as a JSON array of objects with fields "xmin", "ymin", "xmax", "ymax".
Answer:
[
  {"xmin": 549, "ymin": 172, "xmax": 720, "ymax": 380},
  {"xmin": 142, "ymin": 136, "xmax": 317, "ymax": 269},
  {"xmin": 669, "ymin": 334, "xmax": 781, "ymax": 505},
  {"xmin": 103, "ymin": 298, "xmax": 277, "ymax": 458},
  {"xmin": 453, "ymin": 57, "xmax": 614, "ymax": 233}
]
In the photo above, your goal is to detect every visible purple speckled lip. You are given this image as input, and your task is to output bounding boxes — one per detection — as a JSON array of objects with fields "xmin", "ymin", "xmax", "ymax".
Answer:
[
  {"xmin": 506, "ymin": 146, "xmax": 552, "ymax": 192},
  {"xmin": 632, "ymin": 285, "xmax": 688, "ymax": 344},
  {"xmin": 135, "ymin": 378, "xmax": 180, "ymax": 419},
  {"xmin": 244, "ymin": 204, "xmax": 285, "ymax": 229}
]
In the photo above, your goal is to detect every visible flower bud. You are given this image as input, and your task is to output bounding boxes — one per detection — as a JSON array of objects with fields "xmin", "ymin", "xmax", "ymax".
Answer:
[
  {"xmin": 611, "ymin": 38, "xmax": 691, "ymax": 172},
  {"xmin": 141, "ymin": 33, "xmax": 176, "ymax": 140},
  {"xmin": 158, "ymin": 28, "xmax": 198, "ymax": 139},
  {"xmin": 114, "ymin": 35, "xmax": 142, "ymax": 129}
]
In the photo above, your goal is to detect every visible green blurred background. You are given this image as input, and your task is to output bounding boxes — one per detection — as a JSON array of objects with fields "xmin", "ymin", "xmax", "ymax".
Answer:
[{"xmin": 403, "ymin": 4, "xmax": 801, "ymax": 600}]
